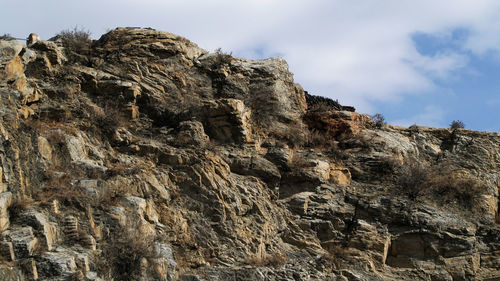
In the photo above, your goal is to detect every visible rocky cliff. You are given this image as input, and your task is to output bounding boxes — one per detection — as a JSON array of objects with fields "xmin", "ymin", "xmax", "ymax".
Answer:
[{"xmin": 0, "ymin": 28, "xmax": 498, "ymax": 281}]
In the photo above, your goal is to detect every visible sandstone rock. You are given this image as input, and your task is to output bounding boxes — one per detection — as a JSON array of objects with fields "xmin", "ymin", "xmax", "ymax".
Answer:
[
  {"xmin": 37, "ymin": 136, "xmax": 52, "ymax": 163},
  {"xmin": 0, "ymin": 263, "xmax": 27, "ymax": 281},
  {"xmin": 0, "ymin": 241, "xmax": 15, "ymax": 261},
  {"xmin": 19, "ymin": 210, "xmax": 60, "ymax": 251},
  {"xmin": 228, "ymin": 155, "xmax": 281, "ymax": 188},
  {"xmin": 62, "ymin": 216, "xmax": 79, "ymax": 242},
  {"xmin": 201, "ymin": 99, "xmax": 252, "ymax": 143},
  {"xmin": 0, "ymin": 27, "xmax": 499, "ymax": 280},
  {"xmin": 18, "ymin": 258, "xmax": 38, "ymax": 281},
  {"xmin": 2, "ymin": 226, "xmax": 38, "ymax": 258},
  {"xmin": 121, "ymin": 196, "xmax": 159, "ymax": 224},
  {"xmin": 37, "ymin": 251, "xmax": 77, "ymax": 278},
  {"xmin": 347, "ymin": 220, "xmax": 391, "ymax": 266},
  {"xmin": 175, "ymin": 120, "xmax": 210, "ymax": 146},
  {"xmin": 0, "ymin": 192, "xmax": 12, "ymax": 232},
  {"xmin": 27, "ymin": 33, "xmax": 39, "ymax": 46}
]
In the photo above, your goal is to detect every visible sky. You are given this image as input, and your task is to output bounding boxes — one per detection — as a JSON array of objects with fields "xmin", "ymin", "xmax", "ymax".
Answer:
[{"xmin": 2, "ymin": 0, "xmax": 500, "ymax": 132}]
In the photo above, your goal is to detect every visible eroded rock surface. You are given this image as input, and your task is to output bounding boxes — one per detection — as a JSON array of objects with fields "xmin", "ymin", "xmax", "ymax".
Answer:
[{"xmin": 0, "ymin": 28, "xmax": 498, "ymax": 280}]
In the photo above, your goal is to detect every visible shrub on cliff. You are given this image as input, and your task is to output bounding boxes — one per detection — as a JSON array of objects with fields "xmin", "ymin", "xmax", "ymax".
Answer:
[
  {"xmin": 0, "ymin": 34, "xmax": 15, "ymax": 41},
  {"xmin": 371, "ymin": 113, "xmax": 385, "ymax": 129},
  {"xmin": 53, "ymin": 26, "xmax": 92, "ymax": 55},
  {"xmin": 212, "ymin": 48, "xmax": 232, "ymax": 69},
  {"xmin": 99, "ymin": 226, "xmax": 156, "ymax": 280},
  {"xmin": 397, "ymin": 161, "xmax": 430, "ymax": 200},
  {"xmin": 450, "ymin": 120, "xmax": 465, "ymax": 129},
  {"xmin": 397, "ymin": 162, "xmax": 484, "ymax": 208}
]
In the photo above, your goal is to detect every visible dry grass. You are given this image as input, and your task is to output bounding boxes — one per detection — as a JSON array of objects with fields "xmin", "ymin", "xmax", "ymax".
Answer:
[
  {"xmin": 55, "ymin": 26, "xmax": 92, "ymax": 55},
  {"xmin": 397, "ymin": 162, "xmax": 485, "ymax": 209},
  {"xmin": 34, "ymin": 167, "xmax": 88, "ymax": 207},
  {"xmin": 105, "ymin": 162, "xmax": 141, "ymax": 178},
  {"xmin": 322, "ymin": 245, "xmax": 345, "ymax": 266},
  {"xmin": 288, "ymin": 152, "xmax": 310, "ymax": 172},
  {"xmin": 397, "ymin": 162, "xmax": 431, "ymax": 200},
  {"xmin": 426, "ymin": 173, "xmax": 484, "ymax": 208},
  {"xmin": 99, "ymin": 226, "xmax": 156, "ymax": 281},
  {"xmin": 244, "ymin": 252, "xmax": 288, "ymax": 268},
  {"xmin": 211, "ymin": 48, "xmax": 233, "ymax": 69},
  {"xmin": 305, "ymin": 129, "xmax": 337, "ymax": 148},
  {"xmin": 7, "ymin": 197, "xmax": 34, "ymax": 220}
]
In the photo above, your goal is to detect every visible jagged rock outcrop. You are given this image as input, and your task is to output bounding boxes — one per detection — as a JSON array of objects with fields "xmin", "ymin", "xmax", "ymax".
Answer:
[{"xmin": 0, "ymin": 28, "xmax": 498, "ymax": 281}]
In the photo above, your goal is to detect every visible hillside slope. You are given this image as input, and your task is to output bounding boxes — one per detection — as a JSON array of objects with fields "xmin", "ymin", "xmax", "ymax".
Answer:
[{"xmin": 0, "ymin": 28, "xmax": 499, "ymax": 281}]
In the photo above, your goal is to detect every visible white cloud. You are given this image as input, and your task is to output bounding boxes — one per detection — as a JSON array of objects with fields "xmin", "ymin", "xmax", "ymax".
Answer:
[{"xmin": 3, "ymin": 1, "xmax": 500, "ymax": 113}]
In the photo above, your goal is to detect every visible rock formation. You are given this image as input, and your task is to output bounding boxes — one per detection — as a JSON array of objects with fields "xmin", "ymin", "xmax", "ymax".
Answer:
[{"xmin": 0, "ymin": 27, "xmax": 498, "ymax": 280}]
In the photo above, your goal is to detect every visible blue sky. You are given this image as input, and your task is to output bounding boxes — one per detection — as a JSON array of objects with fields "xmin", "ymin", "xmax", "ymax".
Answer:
[{"xmin": 1, "ymin": 0, "xmax": 500, "ymax": 132}]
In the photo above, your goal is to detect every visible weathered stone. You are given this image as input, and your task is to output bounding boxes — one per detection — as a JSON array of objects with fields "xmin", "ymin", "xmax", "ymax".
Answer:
[
  {"xmin": 19, "ymin": 210, "xmax": 59, "ymax": 251},
  {"xmin": 37, "ymin": 251, "xmax": 77, "ymax": 278},
  {"xmin": 27, "ymin": 33, "xmax": 39, "ymax": 46},
  {"xmin": 0, "ymin": 192, "xmax": 12, "ymax": 232},
  {"xmin": 37, "ymin": 136, "xmax": 52, "ymax": 163},
  {"xmin": 0, "ymin": 241, "xmax": 15, "ymax": 261},
  {"xmin": 175, "ymin": 121, "xmax": 210, "ymax": 146},
  {"xmin": 201, "ymin": 99, "xmax": 252, "ymax": 143},
  {"xmin": 229, "ymin": 155, "xmax": 281, "ymax": 187},
  {"xmin": 18, "ymin": 258, "xmax": 38, "ymax": 281},
  {"xmin": 0, "ymin": 40, "xmax": 23, "ymax": 62},
  {"xmin": 2, "ymin": 227, "xmax": 38, "ymax": 258},
  {"xmin": 0, "ymin": 27, "xmax": 498, "ymax": 281},
  {"xmin": 0, "ymin": 264, "xmax": 25, "ymax": 281}
]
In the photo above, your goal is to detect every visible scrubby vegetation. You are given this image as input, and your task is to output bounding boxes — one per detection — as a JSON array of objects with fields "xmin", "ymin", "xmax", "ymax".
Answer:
[
  {"xmin": 53, "ymin": 26, "xmax": 92, "ymax": 55},
  {"xmin": 450, "ymin": 120, "xmax": 465, "ymax": 129},
  {"xmin": 397, "ymin": 161, "xmax": 484, "ymax": 209},
  {"xmin": 371, "ymin": 113, "xmax": 385, "ymax": 129},
  {"xmin": 0, "ymin": 34, "xmax": 15, "ymax": 41}
]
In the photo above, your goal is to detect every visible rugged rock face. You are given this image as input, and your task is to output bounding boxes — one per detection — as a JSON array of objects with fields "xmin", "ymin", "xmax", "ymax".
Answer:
[{"xmin": 0, "ymin": 28, "xmax": 498, "ymax": 280}]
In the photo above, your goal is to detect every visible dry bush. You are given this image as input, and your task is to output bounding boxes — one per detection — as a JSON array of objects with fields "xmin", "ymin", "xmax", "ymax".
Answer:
[
  {"xmin": 35, "ymin": 167, "xmax": 88, "ymax": 206},
  {"xmin": 397, "ymin": 162, "xmax": 485, "ymax": 208},
  {"xmin": 397, "ymin": 162, "xmax": 430, "ymax": 200},
  {"xmin": 371, "ymin": 113, "xmax": 385, "ymax": 129},
  {"xmin": 54, "ymin": 26, "xmax": 92, "ymax": 55},
  {"xmin": 97, "ymin": 184, "xmax": 127, "ymax": 207},
  {"xmin": 105, "ymin": 162, "xmax": 141, "ymax": 178},
  {"xmin": 289, "ymin": 152, "xmax": 309, "ymax": 172},
  {"xmin": 244, "ymin": 252, "xmax": 288, "ymax": 268},
  {"xmin": 99, "ymin": 226, "xmax": 156, "ymax": 281},
  {"xmin": 45, "ymin": 129, "xmax": 67, "ymax": 147},
  {"xmin": 322, "ymin": 245, "xmax": 345, "ymax": 266},
  {"xmin": 268, "ymin": 124, "xmax": 308, "ymax": 148},
  {"xmin": 426, "ymin": 173, "xmax": 484, "ymax": 208},
  {"xmin": 308, "ymin": 102, "xmax": 333, "ymax": 113},
  {"xmin": 450, "ymin": 120, "xmax": 465, "ymax": 129},
  {"xmin": 91, "ymin": 106, "xmax": 127, "ymax": 137},
  {"xmin": 212, "ymin": 48, "xmax": 233, "ymax": 69},
  {"xmin": 7, "ymin": 198, "xmax": 34, "ymax": 220},
  {"xmin": 305, "ymin": 129, "xmax": 337, "ymax": 148}
]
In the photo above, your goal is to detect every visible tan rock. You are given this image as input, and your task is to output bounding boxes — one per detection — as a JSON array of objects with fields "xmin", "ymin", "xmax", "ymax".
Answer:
[
  {"xmin": 2, "ymin": 226, "xmax": 39, "ymax": 258},
  {"xmin": 202, "ymin": 98, "xmax": 252, "ymax": 143},
  {"xmin": 0, "ymin": 192, "xmax": 12, "ymax": 232},
  {"xmin": 37, "ymin": 136, "xmax": 53, "ymax": 163},
  {"xmin": 20, "ymin": 210, "xmax": 60, "ymax": 251}
]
